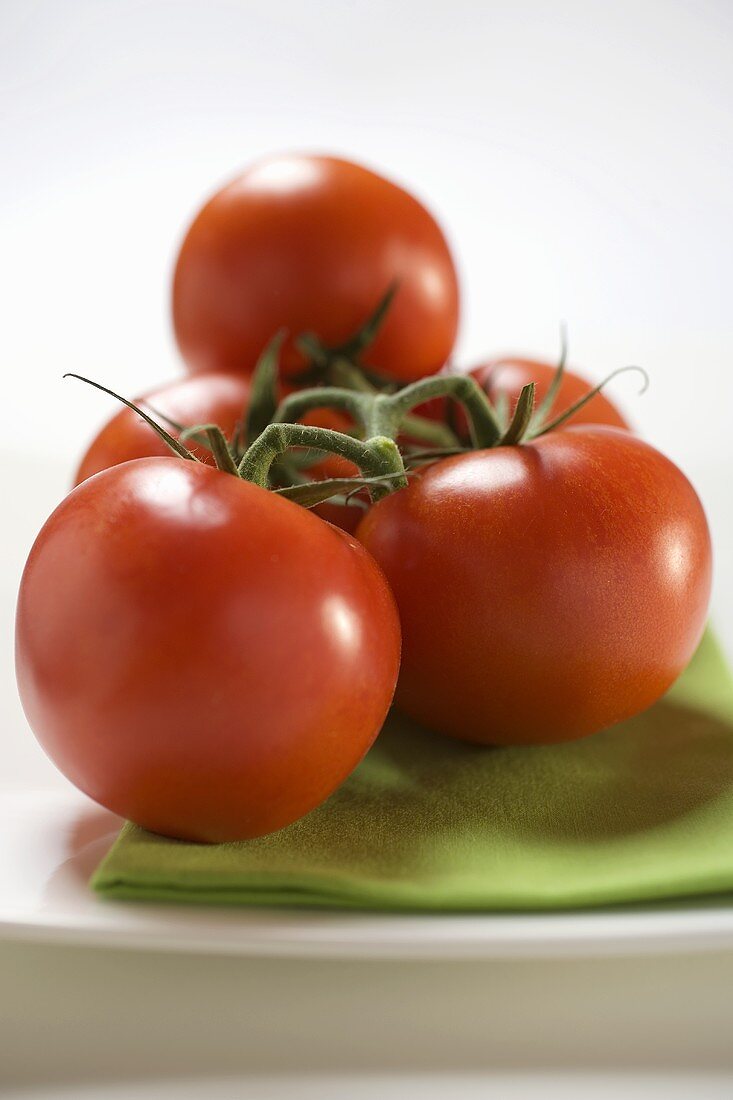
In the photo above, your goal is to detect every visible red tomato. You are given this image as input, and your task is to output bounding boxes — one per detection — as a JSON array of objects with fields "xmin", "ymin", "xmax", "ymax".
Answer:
[
  {"xmin": 74, "ymin": 373, "xmax": 251, "ymax": 484},
  {"xmin": 172, "ymin": 154, "xmax": 459, "ymax": 382},
  {"xmin": 357, "ymin": 427, "xmax": 711, "ymax": 745},
  {"xmin": 16, "ymin": 459, "xmax": 401, "ymax": 841},
  {"xmin": 476, "ymin": 357, "xmax": 629, "ymax": 430},
  {"xmin": 312, "ymin": 498, "xmax": 366, "ymax": 536}
]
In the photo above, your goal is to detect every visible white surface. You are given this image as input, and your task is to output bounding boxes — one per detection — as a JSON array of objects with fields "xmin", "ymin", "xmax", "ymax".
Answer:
[
  {"xmin": 2, "ymin": 1, "xmax": 733, "ymax": 1095},
  {"xmin": 2, "ymin": 0, "xmax": 733, "ymax": 784},
  {"xmin": 3, "ymin": 935, "xmax": 733, "ymax": 1094},
  {"xmin": 4, "ymin": 788, "xmax": 733, "ymax": 960},
  {"xmin": 2, "ymin": 0, "xmax": 733, "ymax": 469}
]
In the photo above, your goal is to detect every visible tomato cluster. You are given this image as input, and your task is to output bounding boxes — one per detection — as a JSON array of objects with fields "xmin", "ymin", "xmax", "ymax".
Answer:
[{"xmin": 16, "ymin": 154, "xmax": 712, "ymax": 843}]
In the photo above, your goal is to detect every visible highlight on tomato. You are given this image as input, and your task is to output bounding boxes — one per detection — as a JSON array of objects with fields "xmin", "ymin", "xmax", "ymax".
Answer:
[
  {"xmin": 17, "ymin": 401, "xmax": 403, "ymax": 843},
  {"xmin": 358, "ymin": 426, "xmax": 711, "ymax": 745},
  {"xmin": 266, "ymin": 362, "xmax": 712, "ymax": 745},
  {"xmin": 172, "ymin": 154, "xmax": 460, "ymax": 383}
]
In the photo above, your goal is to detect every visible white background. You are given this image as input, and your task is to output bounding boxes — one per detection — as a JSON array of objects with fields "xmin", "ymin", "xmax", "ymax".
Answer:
[
  {"xmin": 1, "ymin": 1, "xmax": 733, "ymax": 1095},
  {"xmin": 3, "ymin": 0, "xmax": 732, "ymax": 787}
]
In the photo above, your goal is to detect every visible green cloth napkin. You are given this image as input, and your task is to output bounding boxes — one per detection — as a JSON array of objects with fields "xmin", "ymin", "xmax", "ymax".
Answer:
[{"xmin": 92, "ymin": 629, "xmax": 733, "ymax": 910}]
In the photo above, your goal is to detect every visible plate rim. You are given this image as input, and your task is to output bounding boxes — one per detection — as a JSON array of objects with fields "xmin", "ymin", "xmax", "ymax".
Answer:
[{"xmin": 3, "ymin": 788, "xmax": 733, "ymax": 960}]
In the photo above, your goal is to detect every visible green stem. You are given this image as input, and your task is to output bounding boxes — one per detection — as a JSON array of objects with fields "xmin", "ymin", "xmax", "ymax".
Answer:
[
  {"xmin": 377, "ymin": 375, "xmax": 502, "ymax": 448},
  {"xmin": 64, "ymin": 374, "xmax": 197, "ymax": 462},
  {"xmin": 327, "ymin": 356, "xmax": 381, "ymax": 393},
  {"xmin": 238, "ymin": 422, "xmax": 407, "ymax": 501},
  {"xmin": 274, "ymin": 388, "xmax": 372, "ymax": 431},
  {"xmin": 274, "ymin": 386, "xmax": 459, "ymax": 450},
  {"xmin": 399, "ymin": 413, "xmax": 460, "ymax": 449},
  {"xmin": 528, "ymin": 365, "xmax": 648, "ymax": 440},
  {"xmin": 337, "ymin": 282, "xmax": 399, "ymax": 358},
  {"xmin": 532, "ymin": 322, "xmax": 568, "ymax": 429},
  {"xmin": 500, "ymin": 383, "xmax": 535, "ymax": 445},
  {"xmin": 274, "ymin": 375, "xmax": 502, "ymax": 450},
  {"xmin": 180, "ymin": 424, "xmax": 239, "ymax": 475}
]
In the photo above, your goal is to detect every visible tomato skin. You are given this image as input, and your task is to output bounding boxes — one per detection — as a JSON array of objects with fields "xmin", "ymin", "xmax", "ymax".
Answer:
[
  {"xmin": 357, "ymin": 427, "xmax": 711, "ymax": 745},
  {"xmin": 74, "ymin": 373, "xmax": 251, "ymax": 484},
  {"xmin": 313, "ymin": 498, "xmax": 366, "ymax": 536},
  {"xmin": 16, "ymin": 459, "xmax": 401, "ymax": 841},
  {"xmin": 172, "ymin": 154, "xmax": 459, "ymax": 382},
  {"xmin": 476, "ymin": 357, "xmax": 630, "ymax": 430}
]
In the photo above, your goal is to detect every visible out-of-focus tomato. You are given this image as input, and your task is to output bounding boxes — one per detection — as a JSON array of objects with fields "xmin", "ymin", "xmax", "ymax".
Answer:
[
  {"xmin": 17, "ymin": 459, "xmax": 401, "ymax": 841},
  {"xmin": 475, "ymin": 356, "xmax": 629, "ymax": 430},
  {"xmin": 358, "ymin": 426, "xmax": 711, "ymax": 746},
  {"xmin": 74, "ymin": 373, "xmax": 251, "ymax": 484},
  {"xmin": 414, "ymin": 357, "xmax": 629, "ymax": 439},
  {"xmin": 172, "ymin": 154, "xmax": 460, "ymax": 382}
]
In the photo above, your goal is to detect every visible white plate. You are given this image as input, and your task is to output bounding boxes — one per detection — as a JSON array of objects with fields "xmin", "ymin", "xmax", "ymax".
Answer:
[{"xmin": 3, "ymin": 788, "xmax": 733, "ymax": 959}]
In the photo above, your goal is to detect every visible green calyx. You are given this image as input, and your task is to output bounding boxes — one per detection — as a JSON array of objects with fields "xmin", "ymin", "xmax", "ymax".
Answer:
[
  {"xmin": 65, "ymin": 295, "xmax": 649, "ymax": 516},
  {"xmin": 293, "ymin": 283, "xmax": 400, "ymax": 390},
  {"xmin": 64, "ymin": 372, "xmax": 408, "ymax": 510},
  {"xmin": 289, "ymin": 284, "xmax": 462, "ymax": 452},
  {"xmin": 270, "ymin": 362, "xmax": 647, "ymax": 454},
  {"xmin": 273, "ymin": 373, "xmax": 504, "ymax": 451}
]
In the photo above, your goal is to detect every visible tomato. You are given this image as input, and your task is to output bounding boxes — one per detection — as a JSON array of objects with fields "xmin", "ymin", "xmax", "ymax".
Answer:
[
  {"xmin": 476, "ymin": 357, "xmax": 629, "ymax": 430},
  {"xmin": 74, "ymin": 373, "xmax": 251, "ymax": 484},
  {"xmin": 16, "ymin": 459, "xmax": 401, "ymax": 841},
  {"xmin": 172, "ymin": 154, "xmax": 459, "ymax": 382},
  {"xmin": 312, "ymin": 497, "xmax": 365, "ymax": 536},
  {"xmin": 357, "ymin": 427, "xmax": 711, "ymax": 745}
]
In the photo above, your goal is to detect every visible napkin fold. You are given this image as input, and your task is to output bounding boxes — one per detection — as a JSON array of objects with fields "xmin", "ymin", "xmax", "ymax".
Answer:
[{"xmin": 92, "ymin": 629, "xmax": 733, "ymax": 910}]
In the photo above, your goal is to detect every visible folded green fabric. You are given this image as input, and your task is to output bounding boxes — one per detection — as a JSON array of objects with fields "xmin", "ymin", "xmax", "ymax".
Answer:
[{"xmin": 92, "ymin": 629, "xmax": 733, "ymax": 910}]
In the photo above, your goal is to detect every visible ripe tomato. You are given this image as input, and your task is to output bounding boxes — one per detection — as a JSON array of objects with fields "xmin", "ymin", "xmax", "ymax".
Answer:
[
  {"xmin": 475, "ymin": 357, "xmax": 629, "ymax": 430},
  {"xmin": 313, "ymin": 497, "xmax": 366, "ymax": 536},
  {"xmin": 357, "ymin": 427, "xmax": 711, "ymax": 745},
  {"xmin": 172, "ymin": 154, "xmax": 459, "ymax": 382},
  {"xmin": 17, "ymin": 459, "xmax": 401, "ymax": 841},
  {"xmin": 74, "ymin": 373, "xmax": 251, "ymax": 484}
]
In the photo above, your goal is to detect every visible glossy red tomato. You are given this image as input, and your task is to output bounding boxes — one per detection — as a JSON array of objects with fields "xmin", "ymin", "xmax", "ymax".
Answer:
[
  {"xmin": 476, "ymin": 356, "xmax": 629, "ymax": 430},
  {"xmin": 74, "ymin": 373, "xmax": 251, "ymax": 484},
  {"xmin": 357, "ymin": 427, "xmax": 711, "ymax": 745},
  {"xmin": 172, "ymin": 154, "xmax": 460, "ymax": 382},
  {"xmin": 17, "ymin": 459, "xmax": 401, "ymax": 841}
]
